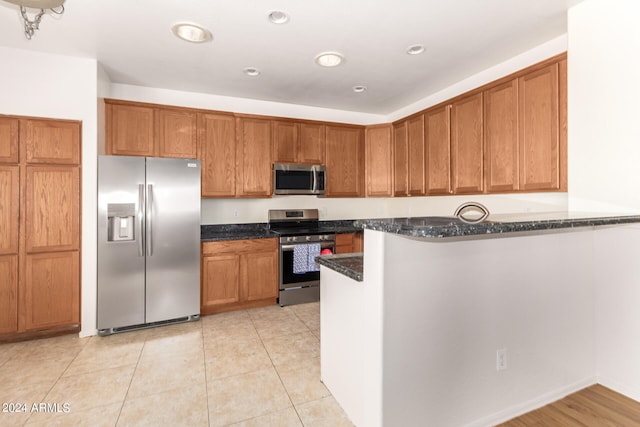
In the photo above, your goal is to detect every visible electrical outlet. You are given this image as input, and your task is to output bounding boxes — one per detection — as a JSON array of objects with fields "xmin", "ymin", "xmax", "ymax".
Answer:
[
  {"xmin": 496, "ymin": 348, "xmax": 507, "ymax": 371},
  {"xmin": 320, "ymin": 207, "xmax": 327, "ymax": 217},
  {"xmin": 232, "ymin": 209, "xmax": 239, "ymax": 218}
]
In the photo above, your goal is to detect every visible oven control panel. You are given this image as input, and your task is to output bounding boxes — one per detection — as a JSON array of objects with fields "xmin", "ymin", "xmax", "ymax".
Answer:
[{"xmin": 281, "ymin": 234, "xmax": 335, "ymax": 243}]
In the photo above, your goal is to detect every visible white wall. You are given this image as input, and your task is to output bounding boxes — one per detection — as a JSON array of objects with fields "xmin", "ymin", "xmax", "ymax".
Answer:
[
  {"xmin": 382, "ymin": 230, "xmax": 596, "ymax": 426},
  {"xmin": 0, "ymin": 47, "xmax": 99, "ymax": 338},
  {"xmin": 568, "ymin": 0, "xmax": 640, "ymax": 212},
  {"xmin": 202, "ymin": 192, "xmax": 567, "ymax": 224},
  {"xmin": 568, "ymin": 0, "xmax": 640, "ymax": 401}
]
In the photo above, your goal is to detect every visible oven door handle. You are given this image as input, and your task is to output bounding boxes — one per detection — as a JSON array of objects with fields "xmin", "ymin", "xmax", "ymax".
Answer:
[{"xmin": 281, "ymin": 242, "xmax": 335, "ymax": 251}]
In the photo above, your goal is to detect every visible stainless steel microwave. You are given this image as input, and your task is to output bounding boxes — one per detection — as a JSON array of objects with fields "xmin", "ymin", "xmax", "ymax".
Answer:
[{"xmin": 273, "ymin": 163, "xmax": 326, "ymax": 195}]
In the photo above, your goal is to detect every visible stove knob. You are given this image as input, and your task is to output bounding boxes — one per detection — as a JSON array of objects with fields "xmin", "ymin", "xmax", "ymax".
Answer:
[
  {"xmin": 306, "ymin": 236, "xmax": 312, "ymax": 242},
  {"xmin": 319, "ymin": 235, "xmax": 325, "ymax": 241},
  {"xmin": 287, "ymin": 237, "xmax": 294, "ymax": 243}
]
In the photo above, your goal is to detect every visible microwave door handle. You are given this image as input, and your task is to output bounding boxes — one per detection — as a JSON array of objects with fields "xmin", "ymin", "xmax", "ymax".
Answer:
[{"xmin": 312, "ymin": 167, "xmax": 318, "ymax": 193}]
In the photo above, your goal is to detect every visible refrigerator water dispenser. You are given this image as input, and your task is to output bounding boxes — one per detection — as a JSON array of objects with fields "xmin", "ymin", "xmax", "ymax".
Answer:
[{"xmin": 107, "ymin": 203, "xmax": 135, "ymax": 241}]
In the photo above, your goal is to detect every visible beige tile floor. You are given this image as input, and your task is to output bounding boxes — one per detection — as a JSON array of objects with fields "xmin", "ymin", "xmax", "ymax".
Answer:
[{"xmin": 0, "ymin": 302, "xmax": 354, "ymax": 427}]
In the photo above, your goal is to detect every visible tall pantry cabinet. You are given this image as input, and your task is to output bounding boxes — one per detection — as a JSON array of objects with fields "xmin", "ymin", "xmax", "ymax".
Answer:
[{"xmin": 0, "ymin": 116, "xmax": 81, "ymax": 340}]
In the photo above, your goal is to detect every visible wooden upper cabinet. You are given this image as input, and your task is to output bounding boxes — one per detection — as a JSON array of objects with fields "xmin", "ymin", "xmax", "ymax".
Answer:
[
  {"xmin": 365, "ymin": 124, "xmax": 393, "ymax": 197},
  {"xmin": 393, "ymin": 121, "xmax": 408, "ymax": 197},
  {"xmin": 558, "ymin": 58, "xmax": 568, "ymax": 192},
  {"xmin": 273, "ymin": 120, "xmax": 299, "ymax": 164},
  {"xmin": 25, "ymin": 166, "xmax": 80, "ymax": 253},
  {"xmin": 299, "ymin": 123, "xmax": 325, "ymax": 164},
  {"xmin": 236, "ymin": 118, "xmax": 273, "ymax": 197},
  {"xmin": 107, "ymin": 102, "xmax": 155, "ymax": 156},
  {"xmin": 451, "ymin": 93, "xmax": 484, "ymax": 194},
  {"xmin": 0, "ymin": 166, "xmax": 19, "ymax": 255},
  {"xmin": 0, "ymin": 117, "xmax": 19, "ymax": 164},
  {"xmin": 407, "ymin": 115, "xmax": 426, "ymax": 196},
  {"xmin": 519, "ymin": 63, "xmax": 560, "ymax": 191},
  {"xmin": 198, "ymin": 113, "xmax": 237, "ymax": 197},
  {"xmin": 484, "ymin": 79, "xmax": 519, "ymax": 192},
  {"xmin": 23, "ymin": 119, "xmax": 80, "ymax": 165},
  {"xmin": 0, "ymin": 255, "xmax": 18, "ymax": 334},
  {"xmin": 24, "ymin": 251, "xmax": 80, "ymax": 331},
  {"xmin": 325, "ymin": 125, "xmax": 364, "ymax": 197},
  {"xmin": 273, "ymin": 121, "xmax": 325, "ymax": 164},
  {"xmin": 157, "ymin": 109, "xmax": 197, "ymax": 158},
  {"xmin": 424, "ymin": 106, "xmax": 451, "ymax": 195}
]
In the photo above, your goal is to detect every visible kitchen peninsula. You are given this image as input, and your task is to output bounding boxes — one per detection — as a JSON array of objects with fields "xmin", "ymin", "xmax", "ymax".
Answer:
[{"xmin": 318, "ymin": 213, "xmax": 640, "ymax": 427}]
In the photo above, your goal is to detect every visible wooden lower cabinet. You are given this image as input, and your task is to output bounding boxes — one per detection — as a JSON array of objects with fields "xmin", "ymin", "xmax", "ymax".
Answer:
[
  {"xmin": 0, "ymin": 255, "xmax": 18, "ymax": 334},
  {"xmin": 335, "ymin": 232, "xmax": 364, "ymax": 254},
  {"xmin": 24, "ymin": 251, "xmax": 80, "ymax": 331},
  {"xmin": 201, "ymin": 238, "xmax": 278, "ymax": 315}
]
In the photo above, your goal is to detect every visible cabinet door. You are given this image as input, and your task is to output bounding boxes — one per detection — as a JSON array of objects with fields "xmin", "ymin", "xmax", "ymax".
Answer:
[
  {"xmin": 107, "ymin": 103, "xmax": 155, "ymax": 156},
  {"xmin": 24, "ymin": 251, "xmax": 79, "ymax": 330},
  {"xmin": 0, "ymin": 255, "xmax": 18, "ymax": 334},
  {"xmin": 365, "ymin": 125, "xmax": 393, "ymax": 197},
  {"xmin": 23, "ymin": 119, "xmax": 80, "ymax": 165},
  {"xmin": 407, "ymin": 115, "xmax": 426, "ymax": 196},
  {"xmin": 393, "ymin": 121, "xmax": 408, "ymax": 197},
  {"xmin": 299, "ymin": 123, "xmax": 325, "ymax": 164},
  {"xmin": 0, "ymin": 117, "xmax": 19, "ymax": 164},
  {"xmin": 424, "ymin": 106, "xmax": 451, "ymax": 195},
  {"xmin": 201, "ymin": 254, "xmax": 241, "ymax": 309},
  {"xmin": 335, "ymin": 233, "xmax": 355, "ymax": 254},
  {"xmin": 518, "ymin": 64, "xmax": 560, "ymax": 191},
  {"xmin": 157, "ymin": 109, "xmax": 197, "ymax": 158},
  {"xmin": 273, "ymin": 120, "xmax": 299, "ymax": 164},
  {"xmin": 25, "ymin": 166, "xmax": 80, "ymax": 253},
  {"xmin": 451, "ymin": 93, "xmax": 484, "ymax": 194},
  {"xmin": 243, "ymin": 250, "xmax": 278, "ymax": 301},
  {"xmin": 198, "ymin": 113, "xmax": 237, "ymax": 197},
  {"xmin": 0, "ymin": 166, "xmax": 19, "ymax": 255},
  {"xmin": 236, "ymin": 118, "xmax": 273, "ymax": 197},
  {"xmin": 558, "ymin": 58, "xmax": 568, "ymax": 192},
  {"xmin": 325, "ymin": 125, "xmax": 364, "ymax": 197},
  {"xmin": 484, "ymin": 79, "xmax": 519, "ymax": 192}
]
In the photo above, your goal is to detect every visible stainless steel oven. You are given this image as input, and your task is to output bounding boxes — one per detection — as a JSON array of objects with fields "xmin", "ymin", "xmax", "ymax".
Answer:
[{"xmin": 268, "ymin": 209, "xmax": 335, "ymax": 306}]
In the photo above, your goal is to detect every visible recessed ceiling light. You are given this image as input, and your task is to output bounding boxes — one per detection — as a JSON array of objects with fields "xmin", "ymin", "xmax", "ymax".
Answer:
[
  {"xmin": 171, "ymin": 23, "xmax": 212, "ymax": 43},
  {"xmin": 315, "ymin": 52, "xmax": 344, "ymax": 68},
  {"xmin": 352, "ymin": 86, "xmax": 367, "ymax": 93},
  {"xmin": 406, "ymin": 44, "xmax": 425, "ymax": 55},
  {"xmin": 268, "ymin": 10, "xmax": 289, "ymax": 24},
  {"xmin": 243, "ymin": 67, "xmax": 260, "ymax": 77}
]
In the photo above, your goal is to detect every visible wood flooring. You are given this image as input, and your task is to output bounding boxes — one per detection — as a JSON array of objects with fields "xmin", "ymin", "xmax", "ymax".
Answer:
[{"xmin": 497, "ymin": 384, "xmax": 640, "ymax": 426}]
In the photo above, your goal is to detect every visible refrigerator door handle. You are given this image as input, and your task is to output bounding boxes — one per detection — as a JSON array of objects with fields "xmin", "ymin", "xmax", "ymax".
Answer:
[
  {"xmin": 137, "ymin": 184, "xmax": 144, "ymax": 257},
  {"xmin": 146, "ymin": 183, "xmax": 154, "ymax": 256}
]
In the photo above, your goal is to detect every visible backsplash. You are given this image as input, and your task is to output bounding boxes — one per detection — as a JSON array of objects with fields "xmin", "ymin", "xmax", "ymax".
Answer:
[{"xmin": 200, "ymin": 192, "xmax": 569, "ymax": 225}]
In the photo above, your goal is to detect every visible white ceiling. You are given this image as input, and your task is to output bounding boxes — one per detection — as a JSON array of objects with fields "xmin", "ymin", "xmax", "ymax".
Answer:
[{"xmin": 0, "ymin": 0, "xmax": 579, "ymax": 115}]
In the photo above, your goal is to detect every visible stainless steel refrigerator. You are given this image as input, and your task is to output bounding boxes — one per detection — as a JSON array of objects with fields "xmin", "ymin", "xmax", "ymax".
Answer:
[{"xmin": 97, "ymin": 156, "xmax": 201, "ymax": 335}]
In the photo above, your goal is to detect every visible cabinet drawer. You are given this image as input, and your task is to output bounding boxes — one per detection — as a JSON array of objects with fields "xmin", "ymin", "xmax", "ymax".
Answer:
[{"xmin": 202, "ymin": 238, "xmax": 277, "ymax": 256}]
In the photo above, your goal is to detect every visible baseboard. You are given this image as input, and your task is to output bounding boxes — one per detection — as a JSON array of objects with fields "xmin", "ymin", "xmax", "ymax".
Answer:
[
  {"xmin": 597, "ymin": 376, "xmax": 640, "ymax": 403},
  {"xmin": 464, "ymin": 376, "xmax": 598, "ymax": 427}
]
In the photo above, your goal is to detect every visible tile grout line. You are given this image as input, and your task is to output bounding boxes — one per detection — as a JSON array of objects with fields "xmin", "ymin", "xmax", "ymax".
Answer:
[
  {"xmin": 21, "ymin": 336, "xmax": 88, "ymax": 426},
  {"xmin": 247, "ymin": 307, "xmax": 306, "ymax": 426},
  {"xmin": 113, "ymin": 335, "xmax": 146, "ymax": 427}
]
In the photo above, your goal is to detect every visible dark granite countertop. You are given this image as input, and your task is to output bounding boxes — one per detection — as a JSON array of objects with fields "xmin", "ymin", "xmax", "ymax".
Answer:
[
  {"xmin": 354, "ymin": 212, "xmax": 640, "ymax": 240},
  {"xmin": 316, "ymin": 253, "xmax": 364, "ymax": 282},
  {"xmin": 201, "ymin": 220, "xmax": 361, "ymax": 242},
  {"xmin": 201, "ymin": 223, "xmax": 277, "ymax": 241}
]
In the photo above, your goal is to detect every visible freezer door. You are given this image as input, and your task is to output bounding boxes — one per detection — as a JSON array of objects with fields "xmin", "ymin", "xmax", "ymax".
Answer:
[
  {"xmin": 145, "ymin": 157, "xmax": 201, "ymax": 322},
  {"xmin": 97, "ymin": 156, "xmax": 146, "ymax": 329}
]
